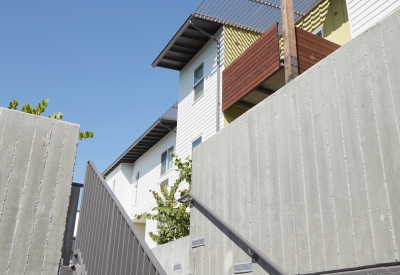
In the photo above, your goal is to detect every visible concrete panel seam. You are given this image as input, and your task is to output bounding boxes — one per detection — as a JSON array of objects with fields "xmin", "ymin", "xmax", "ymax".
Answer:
[
  {"xmin": 379, "ymin": 23, "xmax": 400, "ymax": 168},
  {"xmin": 40, "ymin": 122, "xmax": 67, "ymax": 274},
  {"xmin": 362, "ymin": 31, "xmax": 398, "ymax": 260},
  {"xmin": 264, "ymin": 102, "xmax": 273, "ymax": 258},
  {"xmin": 332, "ymin": 55, "xmax": 359, "ymax": 266},
  {"xmin": 24, "ymin": 121, "xmax": 54, "ymax": 274},
  {"xmin": 6, "ymin": 116, "xmax": 39, "ymax": 273},
  {"xmin": 255, "ymin": 101, "xmax": 262, "ymax": 264},
  {"xmin": 0, "ymin": 113, "xmax": 24, "ymax": 224},
  {"xmin": 319, "ymin": 64, "xmax": 342, "ymax": 268},
  {"xmin": 307, "ymin": 71, "xmax": 328, "ymax": 269},
  {"xmin": 273, "ymin": 94, "xmax": 286, "ymax": 266},
  {"xmin": 295, "ymin": 79, "xmax": 313, "ymax": 271},
  {"xmin": 345, "ymin": 43, "xmax": 377, "ymax": 263},
  {"xmin": 379, "ymin": 18, "xmax": 400, "ymax": 145},
  {"xmin": 284, "ymin": 89, "xmax": 299, "ymax": 270}
]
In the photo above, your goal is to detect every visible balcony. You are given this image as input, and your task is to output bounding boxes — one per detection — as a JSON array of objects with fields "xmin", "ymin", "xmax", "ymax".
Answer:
[{"xmin": 222, "ymin": 23, "xmax": 341, "ymax": 113}]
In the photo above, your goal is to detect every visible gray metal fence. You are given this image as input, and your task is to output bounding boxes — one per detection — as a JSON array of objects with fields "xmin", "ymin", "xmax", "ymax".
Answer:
[{"xmin": 74, "ymin": 161, "xmax": 166, "ymax": 275}]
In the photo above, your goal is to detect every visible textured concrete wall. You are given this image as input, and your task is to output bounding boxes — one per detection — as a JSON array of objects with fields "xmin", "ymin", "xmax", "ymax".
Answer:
[
  {"xmin": 0, "ymin": 108, "xmax": 79, "ymax": 274},
  {"xmin": 191, "ymin": 8, "xmax": 400, "ymax": 275},
  {"xmin": 151, "ymin": 236, "xmax": 191, "ymax": 275}
]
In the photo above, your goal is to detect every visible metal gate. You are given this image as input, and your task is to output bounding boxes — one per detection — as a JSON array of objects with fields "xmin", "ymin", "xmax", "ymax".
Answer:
[{"xmin": 74, "ymin": 161, "xmax": 166, "ymax": 275}]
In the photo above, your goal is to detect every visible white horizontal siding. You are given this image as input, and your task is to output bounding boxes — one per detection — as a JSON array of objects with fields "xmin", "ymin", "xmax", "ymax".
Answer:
[
  {"xmin": 131, "ymin": 132, "xmax": 178, "ymax": 248},
  {"xmin": 176, "ymin": 28, "xmax": 225, "ymax": 163},
  {"xmin": 105, "ymin": 131, "xmax": 179, "ymax": 248},
  {"xmin": 347, "ymin": 0, "xmax": 400, "ymax": 37},
  {"xmin": 105, "ymin": 163, "xmax": 133, "ymax": 217}
]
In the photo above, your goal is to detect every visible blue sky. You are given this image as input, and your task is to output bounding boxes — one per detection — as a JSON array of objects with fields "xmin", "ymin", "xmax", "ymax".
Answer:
[{"xmin": 0, "ymin": 1, "xmax": 198, "ymax": 183}]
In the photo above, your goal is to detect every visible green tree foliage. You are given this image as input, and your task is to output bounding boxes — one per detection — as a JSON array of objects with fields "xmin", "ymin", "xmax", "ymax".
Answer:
[
  {"xmin": 135, "ymin": 153, "xmax": 192, "ymax": 245},
  {"xmin": 7, "ymin": 99, "xmax": 94, "ymax": 140}
]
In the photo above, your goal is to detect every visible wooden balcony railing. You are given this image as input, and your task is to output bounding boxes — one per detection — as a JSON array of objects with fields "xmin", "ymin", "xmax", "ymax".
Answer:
[
  {"xmin": 222, "ymin": 24, "xmax": 340, "ymax": 112},
  {"xmin": 222, "ymin": 23, "xmax": 280, "ymax": 112},
  {"xmin": 296, "ymin": 27, "xmax": 341, "ymax": 74}
]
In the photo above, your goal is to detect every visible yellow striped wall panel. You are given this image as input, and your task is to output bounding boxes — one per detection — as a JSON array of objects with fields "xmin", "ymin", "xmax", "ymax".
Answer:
[
  {"xmin": 296, "ymin": 0, "xmax": 351, "ymax": 45},
  {"xmin": 224, "ymin": 26, "xmax": 261, "ymax": 68},
  {"xmin": 224, "ymin": 105, "xmax": 248, "ymax": 126},
  {"xmin": 280, "ymin": 0, "xmax": 351, "ymax": 57}
]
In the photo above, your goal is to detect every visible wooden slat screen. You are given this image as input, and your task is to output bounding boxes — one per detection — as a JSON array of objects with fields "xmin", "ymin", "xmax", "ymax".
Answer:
[
  {"xmin": 222, "ymin": 23, "xmax": 280, "ymax": 111},
  {"xmin": 295, "ymin": 27, "xmax": 341, "ymax": 74},
  {"xmin": 74, "ymin": 161, "xmax": 167, "ymax": 275}
]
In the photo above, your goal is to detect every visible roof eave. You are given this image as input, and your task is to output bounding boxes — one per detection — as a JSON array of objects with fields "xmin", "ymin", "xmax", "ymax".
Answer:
[
  {"xmin": 102, "ymin": 103, "xmax": 178, "ymax": 177},
  {"xmin": 152, "ymin": 15, "xmax": 193, "ymax": 68}
]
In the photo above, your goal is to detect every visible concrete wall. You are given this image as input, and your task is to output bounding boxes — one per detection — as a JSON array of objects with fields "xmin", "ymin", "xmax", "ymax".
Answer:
[
  {"xmin": 151, "ymin": 236, "xmax": 191, "ymax": 275},
  {"xmin": 0, "ymin": 108, "xmax": 79, "ymax": 274},
  {"xmin": 191, "ymin": 8, "xmax": 400, "ymax": 275}
]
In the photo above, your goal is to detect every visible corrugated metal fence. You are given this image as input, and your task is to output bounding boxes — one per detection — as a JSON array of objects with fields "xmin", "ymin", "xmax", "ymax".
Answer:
[{"xmin": 74, "ymin": 161, "xmax": 166, "ymax": 275}]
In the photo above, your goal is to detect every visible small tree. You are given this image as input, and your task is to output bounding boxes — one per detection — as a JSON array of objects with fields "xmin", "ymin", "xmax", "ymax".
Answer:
[
  {"xmin": 8, "ymin": 99, "xmax": 94, "ymax": 140},
  {"xmin": 135, "ymin": 153, "xmax": 192, "ymax": 245}
]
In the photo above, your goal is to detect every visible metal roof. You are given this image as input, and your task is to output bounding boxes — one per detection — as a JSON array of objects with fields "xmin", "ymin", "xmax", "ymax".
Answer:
[
  {"xmin": 102, "ymin": 103, "xmax": 178, "ymax": 177},
  {"xmin": 152, "ymin": 16, "xmax": 223, "ymax": 71},
  {"xmin": 152, "ymin": 0, "xmax": 322, "ymax": 71}
]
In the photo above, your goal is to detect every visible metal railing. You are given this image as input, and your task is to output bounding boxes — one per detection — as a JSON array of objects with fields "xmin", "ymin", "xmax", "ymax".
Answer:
[{"xmin": 179, "ymin": 193, "xmax": 288, "ymax": 275}]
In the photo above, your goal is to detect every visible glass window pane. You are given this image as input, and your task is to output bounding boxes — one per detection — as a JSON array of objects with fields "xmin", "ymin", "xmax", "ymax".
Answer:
[
  {"xmin": 194, "ymin": 64, "xmax": 203, "ymax": 84},
  {"xmin": 314, "ymin": 28, "xmax": 324, "ymax": 38},
  {"xmin": 194, "ymin": 80, "xmax": 204, "ymax": 101},
  {"xmin": 192, "ymin": 136, "xmax": 202, "ymax": 154},
  {"xmin": 167, "ymin": 146, "xmax": 173, "ymax": 170},
  {"xmin": 161, "ymin": 151, "xmax": 167, "ymax": 175}
]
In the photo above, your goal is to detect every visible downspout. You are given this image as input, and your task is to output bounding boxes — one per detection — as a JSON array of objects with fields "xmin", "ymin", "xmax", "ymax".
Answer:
[{"xmin": 189, "ymin": 19, "xmax": 221, "ymax": 132}]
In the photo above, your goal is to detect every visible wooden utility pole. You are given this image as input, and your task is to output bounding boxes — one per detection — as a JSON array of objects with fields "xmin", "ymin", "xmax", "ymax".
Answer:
[{"xmin": 281, "ymin": 0, "xmax": 299, "ymax": 83}]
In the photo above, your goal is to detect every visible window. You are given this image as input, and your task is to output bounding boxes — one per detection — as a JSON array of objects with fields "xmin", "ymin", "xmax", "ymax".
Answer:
[
  {"xmin": 132, "ymin": 172, "xmax": 139, "ymax": 205},
  {"xmin": 194, "ymin": 63, "xmax": 204, "ymax": 101},
  {"xmin": 314, "ymin": 27, "xmax": 324, "ymax": 38},
  {"xmin": 161, "ymin": 146, "xmax": 173, "ymax": 175},
  {"xmin": 160, "ymin": 178, "xmax": 169, "ymax": 187},
  {"xmin": 192, "ymin": 136, "xmax": 202, "ymax": 154}
]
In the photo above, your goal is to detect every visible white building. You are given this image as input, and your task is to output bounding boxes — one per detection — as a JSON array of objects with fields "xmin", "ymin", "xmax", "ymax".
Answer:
[
  {"xmin": 103, "ymin": 104, "xmax": 179, "ymax": 248},
  {"xmin": 346, "ymin": 0, "xmax": 400, "ymax": 37}
]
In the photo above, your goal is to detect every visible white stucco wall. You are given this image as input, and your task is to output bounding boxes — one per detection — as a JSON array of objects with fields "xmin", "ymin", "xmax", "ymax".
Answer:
[
  {"xmin": 176, "ymin": 27, "xmax": 225, "ymax": 175},
  {"xmin": 346, "ymin": 0, "xmax": 400, "ymax": 37}
]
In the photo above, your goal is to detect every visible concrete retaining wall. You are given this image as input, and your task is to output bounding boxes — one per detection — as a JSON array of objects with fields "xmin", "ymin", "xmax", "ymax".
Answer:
[
  {"xmin": 191, "ymin": 8, "xmax": 400, "ymax": 275},
  {"xmin": 0, "ymin": 108, "xmax": 79, "ymax": 274},
  {"xmin": 151, "ymin": 236, "xmax": 191, "ymax": 275}
]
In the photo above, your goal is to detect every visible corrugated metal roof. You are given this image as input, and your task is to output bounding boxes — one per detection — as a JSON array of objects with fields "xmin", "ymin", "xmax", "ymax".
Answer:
[
  {"xmin": 102, "ymin": 103, "xmax": 178, "ymax": 177},
  {"xmin": 152, "ymin": 0, "xmax": 322, "ymax": 70},
  {"xmin": 160, "ymin": 102, "xmax": 178, "ymax": 121}
]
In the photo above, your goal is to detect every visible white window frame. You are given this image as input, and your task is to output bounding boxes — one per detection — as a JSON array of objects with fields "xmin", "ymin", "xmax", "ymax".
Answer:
[
  {"xmin": 193, "ymin": 63, "xmax": 204, "ymax": 103},
  {"xmin": 192, "ymin": 135, "xmax": 203, "ymax": 155},
  {"xmin": 314, "ymin": 27, "xmax": 324, "ymax": 38},
  {"xmin": 132, "ymin": 171, "xmax": 139, "ymax": 205},
  {"xmin": 160, "ymin": 146, "xmax": 174, "ymax": 176}
]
